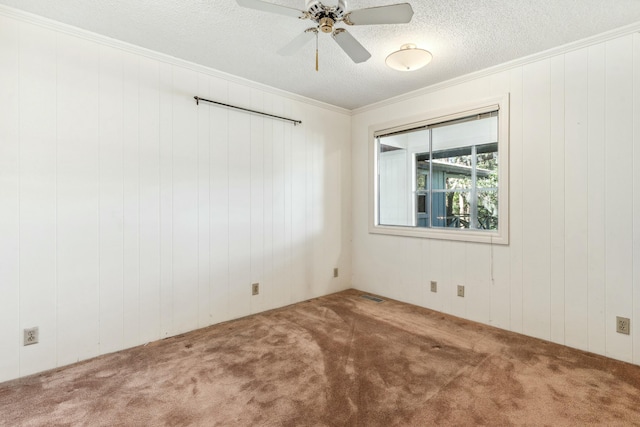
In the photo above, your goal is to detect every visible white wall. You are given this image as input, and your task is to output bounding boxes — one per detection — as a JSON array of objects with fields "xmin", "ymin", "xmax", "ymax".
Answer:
[
  {"xmin": 0, "ymin": 12, "xmax": 352, "ymax": 383},
  {"xmin": 352, "ymin": 32, "xmax": 640, "ymax": 365}
]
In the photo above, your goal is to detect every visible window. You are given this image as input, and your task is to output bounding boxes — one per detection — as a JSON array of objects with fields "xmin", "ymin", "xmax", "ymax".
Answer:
[{"xmin": 370, "ymin": 95, "xmax": 509, "ymax": 244}]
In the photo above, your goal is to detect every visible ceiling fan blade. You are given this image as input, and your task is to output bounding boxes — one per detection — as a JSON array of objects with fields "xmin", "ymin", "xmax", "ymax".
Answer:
[
  {"xmin": 345, "ymin": 3, "xmax": 414, "ymax": 25},
  {"xmin": 236, "ymin": 0, "xmax": 307, "ymax": 19},
  {"xmin": 332, "ymin": 29, "xmax": 371, "ymax": 63},
  {"xmin": 277, "ymin": 30, "xmax": 316, "ymax": 56}
]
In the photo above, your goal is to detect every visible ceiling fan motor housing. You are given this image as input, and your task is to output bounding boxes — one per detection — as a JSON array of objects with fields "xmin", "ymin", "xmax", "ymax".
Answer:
[
  {"xmin": 306, "ymin": 0, "xmax": 346, "ymax": 31},
  {"xmin": 305, "ymin": 0, "xmax": 323, "ymax": 16}
]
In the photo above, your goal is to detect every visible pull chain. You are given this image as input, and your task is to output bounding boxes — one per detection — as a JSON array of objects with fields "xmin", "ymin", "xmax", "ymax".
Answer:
[{"xmin": 315, "ymin": 30, "xmax": 319, "ymax": 71}]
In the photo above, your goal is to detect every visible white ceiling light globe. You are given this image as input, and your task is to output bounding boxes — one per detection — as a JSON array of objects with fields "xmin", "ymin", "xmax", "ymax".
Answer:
[{"xmin": 385, "ymin": 44, "xmax": 433, "ymax": 71}]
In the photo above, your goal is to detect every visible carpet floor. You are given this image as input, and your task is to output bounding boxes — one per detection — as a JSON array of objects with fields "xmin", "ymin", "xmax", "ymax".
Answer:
[{"xmin": 1, "ymin": 289, "xmax": 640, "ymax": 426}]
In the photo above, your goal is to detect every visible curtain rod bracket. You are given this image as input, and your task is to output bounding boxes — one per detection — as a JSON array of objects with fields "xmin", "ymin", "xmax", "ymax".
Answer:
[{"xmin": 194, "ymin": 96, "xmax": 301, "ymax": 126}]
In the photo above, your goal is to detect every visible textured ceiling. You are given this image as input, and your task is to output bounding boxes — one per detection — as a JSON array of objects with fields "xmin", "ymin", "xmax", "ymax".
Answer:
[{"xmin": 2, "ymin": 0, "xmax": 640, "ymax": 109}]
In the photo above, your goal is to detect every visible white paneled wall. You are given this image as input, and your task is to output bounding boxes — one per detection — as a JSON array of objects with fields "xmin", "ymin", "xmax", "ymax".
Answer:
[
  {"xmin": 352, "ymin": 32, "xmax": 640, "ymax": 365},
  {"xmin": 0, "ymin": 13, "xmax": 351, "ymax": 382}
]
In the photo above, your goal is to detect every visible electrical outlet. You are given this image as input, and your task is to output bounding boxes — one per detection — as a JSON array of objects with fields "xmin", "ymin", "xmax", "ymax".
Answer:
[
  {"xmin": 430, "ymin": 281, "xmax": 437, "ymax": 293},
  {"xmin": 333, "ymin": 268, "xmax": 339, "ymax": 278},
  {"xmin": 616, "ymin": 316, "xmax": 630, "ymax": 335},
  {"xmin": 23, "ymin": 327, "xmax": 39, "ymax": 346},
  {"xmin": 251, "ymin": 283, "xmax": 259, "ymax": 296},
  {"xmin": 457, "ymin": 285, "xmax": 465, "ymax": 297}
]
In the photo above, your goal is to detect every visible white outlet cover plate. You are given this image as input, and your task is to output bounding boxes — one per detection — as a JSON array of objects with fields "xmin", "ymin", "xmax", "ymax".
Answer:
[{"xmin": 23, "ymin": 327, "xmax": 39, "ymax": 346}]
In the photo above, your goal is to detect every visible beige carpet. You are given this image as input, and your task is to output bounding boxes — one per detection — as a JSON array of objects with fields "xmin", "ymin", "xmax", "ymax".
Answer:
[{"xmin": 1, "ymin": 289, "xmax": 640, "ymax": 426}]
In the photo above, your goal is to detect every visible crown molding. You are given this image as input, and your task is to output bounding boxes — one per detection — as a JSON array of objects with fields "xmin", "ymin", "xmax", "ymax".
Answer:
[
  {"xmin": 0, "ymin": 4, "xmax": 351, "ymax": 116},
  {"xmin": 352, "ymin": 20, "xmax": 640, "ymax": 115}
]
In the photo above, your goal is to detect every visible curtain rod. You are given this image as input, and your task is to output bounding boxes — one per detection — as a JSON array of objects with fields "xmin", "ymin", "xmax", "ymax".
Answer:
[{"xmin": 194, "ymin": 96, "xmax": 302, "ymax": 126}]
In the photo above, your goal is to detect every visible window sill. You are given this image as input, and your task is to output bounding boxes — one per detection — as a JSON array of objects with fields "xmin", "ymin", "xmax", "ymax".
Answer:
[{"xmin": 369, "ymin": 224, "xmax": 508, "ymax": 245}]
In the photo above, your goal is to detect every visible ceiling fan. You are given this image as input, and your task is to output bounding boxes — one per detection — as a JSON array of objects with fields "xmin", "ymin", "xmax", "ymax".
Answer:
[{"xmin": 236, "ymin": 0, "xmax": 414, "ymax": 69}]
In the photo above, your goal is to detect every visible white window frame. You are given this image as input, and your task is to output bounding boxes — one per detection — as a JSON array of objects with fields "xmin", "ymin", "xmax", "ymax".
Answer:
[{"xmin": 368, "ymin": 94, "xmax": 510, "ymax": 245}]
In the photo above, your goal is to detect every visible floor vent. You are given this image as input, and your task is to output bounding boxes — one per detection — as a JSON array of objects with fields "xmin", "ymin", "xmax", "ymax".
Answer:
[{"xmin": 360, "ymin": 294, "xmax": 385, "ymax": 303}]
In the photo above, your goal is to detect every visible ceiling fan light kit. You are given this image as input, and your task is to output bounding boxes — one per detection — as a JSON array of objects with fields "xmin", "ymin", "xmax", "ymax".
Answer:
[
  {"xmin": 237, "ymin": 0, "xmax": 414, "ymax": 69},
  {"xmin": 385, "ymin": 43, "xmax": 432, "ymax": 71}
]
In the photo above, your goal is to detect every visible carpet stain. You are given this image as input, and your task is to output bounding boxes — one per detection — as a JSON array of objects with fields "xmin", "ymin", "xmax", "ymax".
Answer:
[{"xmin": 1, "ymin": 289, "xmax": 640, "ymax": 426}]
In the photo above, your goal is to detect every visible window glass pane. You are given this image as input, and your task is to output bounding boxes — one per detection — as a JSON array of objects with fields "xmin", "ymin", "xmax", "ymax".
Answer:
[
  {"xmin": 477, "ymin": 190, "xmax": 498, "ymax": 230},
  {"xmin": 445, "ymin": 170, "xmax": 472, "ymax": 191},
  {"xmin": 416, "ymin": 165, "xmax": 429, "ymax": 228},
  {"xmin": 433, "ymin": 190, "xmax": 470, "ymax": 229},
  {"xmin": 416, "ymin": 168, "xmax": 428, "ymax": 191},
  {"xmin": 377, "ymin": 128, "xmax": 429, "ymax": 227},
  {"xmin": 431, "ymin": 190, "xmax": 447, "ymax": 227},
  {"xmin": 416, "ymin": 192, "xmax": 429, "ymax": 227},
  {"xmin": 378, "ymin": 143, "xmax": 410, "ymax": 226},
  {"xmin": 476, "ymin": 142, "xmax": 498, "ymax": 189}
]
